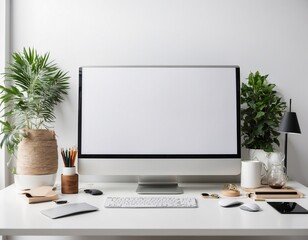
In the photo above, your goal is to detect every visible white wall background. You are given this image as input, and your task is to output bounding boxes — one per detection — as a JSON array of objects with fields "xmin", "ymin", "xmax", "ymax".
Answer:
[
  {"xmin": 2, "ymin": 0, "xmax": 308, "ymax": 239},
  {"xmin": 10, "ymin": 0, "xmax": 308, "ymax": 184}
]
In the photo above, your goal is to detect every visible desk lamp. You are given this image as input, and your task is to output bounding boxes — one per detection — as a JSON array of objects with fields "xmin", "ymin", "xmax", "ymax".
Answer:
[{"xmin": 278, "ymin": 99, "xmax": 301, "ymax": 170}]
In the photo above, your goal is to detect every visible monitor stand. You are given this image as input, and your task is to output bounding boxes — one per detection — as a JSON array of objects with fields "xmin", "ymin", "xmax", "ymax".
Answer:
[{"xmin": 136, "ymin": 176, "xmax": 183, "ymax": 194}]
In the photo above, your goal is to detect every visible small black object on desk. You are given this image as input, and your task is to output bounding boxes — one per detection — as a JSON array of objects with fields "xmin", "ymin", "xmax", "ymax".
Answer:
[
  {"xmin": 54, "ymin": 200, "xmax": 68, "ymax": 204},
  {"xmin": 84, "ymin": 189, "xmax": 103, "ymax": 195}
]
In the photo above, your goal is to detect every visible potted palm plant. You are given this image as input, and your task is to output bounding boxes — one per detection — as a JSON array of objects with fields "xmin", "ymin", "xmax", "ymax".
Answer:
[
  {"xmin": 0, "ymin": 47, "xmax": 69, "ymax": 189},
  {"xmin": 241, "ymin": 71, "xmax": 286, "ymax": 175}
]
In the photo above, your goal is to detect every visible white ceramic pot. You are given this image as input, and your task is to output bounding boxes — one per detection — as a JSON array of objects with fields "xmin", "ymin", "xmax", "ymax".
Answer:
[
  {"xmin": 14, "ymin": 173, "xmax": 57, "ymax": 190},
  {"xmin": 249, "ymin": 149, "xmax": 270, "ymax": 171}
]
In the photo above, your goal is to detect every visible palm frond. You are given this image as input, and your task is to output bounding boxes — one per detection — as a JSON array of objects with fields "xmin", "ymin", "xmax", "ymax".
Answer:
[{"xmin": 0, "ymin": 47, "xmax": 70, "ymax": 153}]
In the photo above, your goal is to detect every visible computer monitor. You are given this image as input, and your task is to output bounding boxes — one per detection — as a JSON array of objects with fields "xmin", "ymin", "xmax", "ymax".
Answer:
[{"xmin": 78, "ymin": 66, "xmax": 241, "ymax": 193}]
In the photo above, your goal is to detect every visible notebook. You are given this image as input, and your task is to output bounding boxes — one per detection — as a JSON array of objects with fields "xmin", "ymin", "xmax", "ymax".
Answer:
[{"xmin": 41, "ymin": 202, "xmax": 98, "ymax": 219}]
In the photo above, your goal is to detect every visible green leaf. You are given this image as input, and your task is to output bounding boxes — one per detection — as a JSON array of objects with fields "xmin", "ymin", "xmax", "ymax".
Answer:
[{"xmin": 256, "ymin": 111, "xmax": 265, "ymax": 119}]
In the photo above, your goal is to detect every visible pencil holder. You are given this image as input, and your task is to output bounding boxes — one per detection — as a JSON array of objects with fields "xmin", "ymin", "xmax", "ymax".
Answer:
[{"xmin": 61, "ymin": 167, "xmax": 78, "ymax": 194}]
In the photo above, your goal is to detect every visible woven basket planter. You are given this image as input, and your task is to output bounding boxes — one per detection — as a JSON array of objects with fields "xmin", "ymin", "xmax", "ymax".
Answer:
[{"xmin": 16, "ymin": 129, "xmax": 58, "ymax": 175}]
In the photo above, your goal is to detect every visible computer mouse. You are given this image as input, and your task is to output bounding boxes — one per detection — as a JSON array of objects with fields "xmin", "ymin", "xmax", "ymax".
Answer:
[
  {"xmin": 84, "ymin": 189, "xmax": 103, "ymax": 195},
  {"xmin": 218, "ymin": 199, "xmax": 243, "ymax": 207},
  {"xmin": 240, "ymin": 203, "xmax": 261, "ymax": 212}
]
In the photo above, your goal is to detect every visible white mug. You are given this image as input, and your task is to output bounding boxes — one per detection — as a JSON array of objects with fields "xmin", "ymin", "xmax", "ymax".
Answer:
[{"xmin": 241, "ymin": 160, "xmax": 262, "ymax": 189}]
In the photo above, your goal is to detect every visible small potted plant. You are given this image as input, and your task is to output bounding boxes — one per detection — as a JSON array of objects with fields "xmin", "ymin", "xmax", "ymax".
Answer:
[
  {"xmin": 0, "ymin": 47, "xmax": 69, "ymax": 189},
  {"xmin": 241, "ymin": 71, "xmax": 286, "ymax": 170}
]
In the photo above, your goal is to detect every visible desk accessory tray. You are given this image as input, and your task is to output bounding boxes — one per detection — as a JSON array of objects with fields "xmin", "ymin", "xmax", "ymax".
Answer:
[
  {"xmin": 244, "ymin": 186, "xmax": 304, "ymax": 200},
  {"xmin": 21, "ymin": 186, "xmax": 58, "ymax": 204}
]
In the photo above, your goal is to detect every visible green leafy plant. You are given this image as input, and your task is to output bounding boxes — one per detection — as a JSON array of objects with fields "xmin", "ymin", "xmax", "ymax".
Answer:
[
  {"xmin": 241, "ymin": 71, "xmax": 286, "ymax": 152},
  {"xmin": 0, "ymin": 47, "xmax": 69, "ymax": 154}
]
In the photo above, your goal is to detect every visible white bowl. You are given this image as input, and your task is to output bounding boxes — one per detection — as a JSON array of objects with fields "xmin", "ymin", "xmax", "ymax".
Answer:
[{"xmin": 14, "ymin": 174, "xmax": 57, "ymax": 190}]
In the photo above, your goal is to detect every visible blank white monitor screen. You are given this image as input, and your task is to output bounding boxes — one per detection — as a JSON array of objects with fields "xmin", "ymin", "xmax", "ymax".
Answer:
[{"xmin": 78, "ymin": 66, "xmax": 240, "ymax": 159}]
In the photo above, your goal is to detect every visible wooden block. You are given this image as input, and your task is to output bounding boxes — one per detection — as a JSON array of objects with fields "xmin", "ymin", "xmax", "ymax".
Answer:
[
  {"xmin": 61, "ymin": 174, "xmax": 79, "ymax": 194},
  {"xmin": 222, "ymin": 189, "xmax": 240, "ymax": 197}
]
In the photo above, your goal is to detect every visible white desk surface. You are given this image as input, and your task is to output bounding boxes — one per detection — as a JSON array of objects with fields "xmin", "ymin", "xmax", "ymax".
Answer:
[{"xmin": 1, "ymin": 181, "xmax": 308, "ymax": 236}]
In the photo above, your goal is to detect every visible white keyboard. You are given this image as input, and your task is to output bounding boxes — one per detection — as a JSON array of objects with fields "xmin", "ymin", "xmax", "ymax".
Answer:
[{"xmin": 104, "ymin": 196, "xmax": 198, "ymax": 208}]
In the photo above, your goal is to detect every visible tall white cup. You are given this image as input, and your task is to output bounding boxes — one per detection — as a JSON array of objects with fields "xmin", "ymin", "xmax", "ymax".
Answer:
[{"xmin": 241, "ymin": 160, "xmax": 262, "ymax": 189}]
